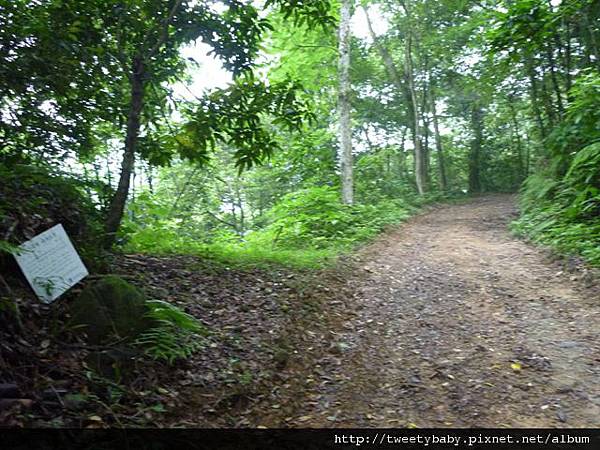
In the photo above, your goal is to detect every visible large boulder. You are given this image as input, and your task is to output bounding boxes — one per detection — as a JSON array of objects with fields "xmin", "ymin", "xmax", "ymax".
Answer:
[{"xmin": 70, "ymin": 276, "xmax": 153, "ymax": 344}]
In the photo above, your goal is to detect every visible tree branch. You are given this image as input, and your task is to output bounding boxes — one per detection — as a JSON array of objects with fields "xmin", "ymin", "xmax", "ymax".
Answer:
[
  {"xmin": 146, "ymin": 0, "xmax": 185, "ymax": 59},
  {"xmin": 203, "ymin": 209, "xmax": 239, "ymax": 231}
]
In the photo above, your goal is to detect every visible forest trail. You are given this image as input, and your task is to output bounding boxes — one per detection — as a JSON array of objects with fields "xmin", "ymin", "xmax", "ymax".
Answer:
[{"xmin": 286, "ymin": 194, "xmax": 600, "ymax": 428}]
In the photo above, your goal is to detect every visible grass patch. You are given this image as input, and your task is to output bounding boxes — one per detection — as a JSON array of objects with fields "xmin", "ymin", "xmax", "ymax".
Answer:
[
  {"xmin": 122, "ymin": 188, "xmax": 466, "ymax": 270},
  {"xmin": 122, "ymin": 231, "xmax": 339, "ymax": 269},
  {"xmin": 202, "ymin": 243, "xmax": 339, "ymax": 269}
]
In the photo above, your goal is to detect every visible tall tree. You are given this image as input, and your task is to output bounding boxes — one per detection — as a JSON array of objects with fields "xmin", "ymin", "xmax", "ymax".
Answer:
[
  {"xmin": 401, "ymin": 0, "xmax": 428, "ymax": 195},
  {"xmin": 103, "ymin": 0, "xmax": 269, "ymax": 246},
  {"xmin": 363, "ymin": 5, "xmax": 415, "ymax": 184},
  {"xmin": 101, "ymin": 0, "xmax": 336, "ymax": 247},
  {"xmin": 429, "ymin": 83, "xmax": 448, "ymax": 191},
  {"xmin": 468, "ymin": 100, "xmax": 484, "ymax": 194},
  {"xmin": 338, "ymin": 0, "xmax": 354, "ymax": 205}
]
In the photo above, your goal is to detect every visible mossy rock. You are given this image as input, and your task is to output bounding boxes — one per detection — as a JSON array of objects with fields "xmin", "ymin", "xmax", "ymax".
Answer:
[{"xmin": 70, "ymin": 276, "xmax": 153, "ymax": 344}]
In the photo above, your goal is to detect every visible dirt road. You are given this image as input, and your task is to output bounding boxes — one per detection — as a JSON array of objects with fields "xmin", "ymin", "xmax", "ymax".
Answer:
[{"xmin": 290, "ymin": 195, "xmax": 600, "ymax": 427}]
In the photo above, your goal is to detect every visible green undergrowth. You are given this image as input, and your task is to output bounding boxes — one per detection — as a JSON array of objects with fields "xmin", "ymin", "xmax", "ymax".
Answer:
[
  {"xmin": 512, "ymin": 72, "xmax": 600, "ymax": 267},
  {"xmin": 125, "ymin": 234, "xmax": 339, "ymax": 269},
  {"xmin": 512, "ymin": 209, "xmax": 600, "ymax": 266},
  {"xmin": 512, "ymin": 170, "xmax": 600, "ymax": 266},
  {"xmin": 123, "ymin": 186, "xmax": 459, "ymax": 269}
]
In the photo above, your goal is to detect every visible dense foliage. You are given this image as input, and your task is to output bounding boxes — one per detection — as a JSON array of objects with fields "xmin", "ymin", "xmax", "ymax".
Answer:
[
  {"xmin": 513, "ymin": 70, "xmax": 600, "ymax": 265},
  {"xmin": 1, "ymin": 0, "xmax": 598, "ymax": 268}
]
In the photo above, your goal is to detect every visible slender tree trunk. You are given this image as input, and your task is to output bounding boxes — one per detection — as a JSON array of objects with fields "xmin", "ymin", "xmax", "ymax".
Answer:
[
  {"xmin": 364, "ymin": 6, "xmax": 416, "ymax": 156},
  {"xmin": 540, "ymin": 75, "xmax": 557, "ymax": 125},
  {"xmin": 545, "ymin": 44, "xmax": 564, "ymax": 116},
  {"xmin": 235, "ymin": 182, "xmax": 245, "ymax": 236},
  {"xmin": 421, "ymin": 81, "xmax": 431, "ymax": 188},
  {"xmin": 508, "ymin": 96, "xmax": 525, "ymax": 183},
  {"xmin": 104, "ymin": 55, "xmax": 145, "ymax": 247},
  {"xmin": 103, "ymin": 1, "xmax": 183, "ymax": 248},
  {"xmin": 83, "ymin": 165, "xmax": 92, "ymax": 197},
  {"xmin": 398, "ymin": 0, "xmax": 427, "ymax": 194},
  {"xmin": 130, "ymin": 162, "xmax": 136, "ymax": 222},
  {"xmin": 429, "ymin": 86, "xmax": 448, "ymax": 191},
  {"xmin": 583, "ymin": 9, "xmax": 600, "ymax": 70},
  {"xmin": 468, "ymin": 103, "xmax": 484, "ymax": 194},
  {"xmin": 93, "ymin": 162, "xmax": 101, "ymax": 185},
  {"xmin": 168, "ymin": 165, "xmax": 200, "ymax": 219},
  {"xmin": 364, "ymin": 7, "xmax": 402, "ymax": 88},
  {"xmin": 338, "ymin": 0, "xmax": 353, "ymax": 205},
  {"xmin": 526, "ymin": 61, "xmax": 547, "ymax": 137},
  {"xmin": 562, "ymin": 20, "xmax": 573, "ymax": 94},
  {"xmin": 363, "ymin": 125, "xmax": 374, "ymax": 152},
  {"xmin": 405, "ymin": 33, "xmax": 426, "ymax": 195},
  {"xmin": 147, "ymin": 165, "xmax": 154, "ymax": 194},
  {"xmin": 576, "ymin": 20, "xmax": 594, "ymax": 68},
  {"xmin": 105, "ymin": 156, "xmax": 112, "ymax": 188},
  {"xmin": 229, "ymin": 197, "xmax": 238, "ymax": 234},
  {"xmin": 525, "ymin": 137, "xmax": 531, "ymax": 177},
  {"xmin": 399, "ymin": 127, "xmax": 408, "ymax": 180},
  {"xmin": 422, "ymin": 123, "xmax": 430, "ymax": 188}
]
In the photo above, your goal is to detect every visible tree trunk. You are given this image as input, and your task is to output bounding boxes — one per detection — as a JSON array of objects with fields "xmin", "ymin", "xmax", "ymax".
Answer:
[
  {"xmin": 93, "ymin": 162, "xmax": 101, "ymax": 185},
  {"xmin": 468, "ymin": 103, "xmax": 484, "ymax": 194},
  {"xmin": 105, "ymin": 156, "xmax": 112, "ymax": 188},
  {"xmin": 540, "ymin": 75, "xmax": 557, "ymax": 126},
  {"xmin": 422, "ymin": 126, "xmax": 430, "ymax": 188},
  {"xmin": 545, "ymin": 44, "xmax": 564, "ymax": 116},
  {"xmin": 582, "ymin": 8, "xmax": 600, "ymax": 70},
  {"xmin": 83, "ymin": 165, "xmax": 92, "ymax": 197},
  {"xmin": 130, "ymin": 163, "xmax": 136, "ymax": 222},
  {"xmin": 526, "ymin": 61, "xmax": 547, "ymax": 138},
  {"xmin": 399, "ymin": 127, "xmax": 408, "ymax": 179},
  {"xmin": 363, "ymin": 125, "xmax": 374, "ymax": 152},
  {"xmin": 429, "ymin": 86, "xmax": 448, "ymax": 191},
  {"xmin": 364, "ymin": 7, "xmax": 404, "ymax": 89},
  {"xmin": 508, "ymin": 95, "xmax": 525, "ymax": 183},
  {"xmin": 235, "ymin": 182, "xmax": 245, "ymax": 236},
  {"xmin": 405, "ymin": 33, "xmax": 426, "ymax": 195},
  {"xmin": 147, "ymin": 165, "xmax": 154, "ymax": 194},
  {"xmin": 421, "ymin": 81, "xmax": 431, "ymax": 188},
  {"xmin": 562, "ymin": 18, "xmax": 573, "ymax": 97},
  {"xmin": 102, "ymin": 1, "xmax": 184, "ymax": 248},
  {"xmin": 338, "ymin": 0, "xmax": 353, "ymax": 205},
  {"xmin": 364, "ymin": 6, "xmax": 416, "ymax": 159},
  {"xmin": 104, "ymin": 55, "xmax": 145, "ymax": 248}
]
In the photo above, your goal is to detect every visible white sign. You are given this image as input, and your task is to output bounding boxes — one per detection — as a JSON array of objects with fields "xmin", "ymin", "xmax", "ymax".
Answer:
[{"xmin": 14, "ymin": 224, "xmax": 89, "ymax": 303}]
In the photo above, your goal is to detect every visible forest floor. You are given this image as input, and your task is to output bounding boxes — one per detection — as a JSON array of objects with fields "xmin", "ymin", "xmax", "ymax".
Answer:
[
  {"xmin": 261, "ymin": 193, "xmax": 600, "ymax": 428},
  {"xmin": 2, "ymin": 194, "xmax": 599, "ymax": 428}
]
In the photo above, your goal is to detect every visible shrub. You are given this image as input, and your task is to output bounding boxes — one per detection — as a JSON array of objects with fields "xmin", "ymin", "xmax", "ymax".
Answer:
[{"xmin": 254, "ymin": 186, "xmax": 414, "ymax": 249}]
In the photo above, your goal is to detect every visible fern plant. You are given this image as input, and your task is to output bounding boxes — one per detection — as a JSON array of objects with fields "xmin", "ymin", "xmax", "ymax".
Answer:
[
  {"xmin": 0, "ymin": 239, "xmax": 21, "ymax": 255},
  {"xmin": 134, "ymin": 300, "xmax": 208, "ymax": 364}
]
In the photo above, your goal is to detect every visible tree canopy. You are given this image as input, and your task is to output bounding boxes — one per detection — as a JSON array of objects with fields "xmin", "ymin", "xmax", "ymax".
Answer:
[{"xmin": 0, "ymin": 0, "xmax": 598, "ymax": 261}]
